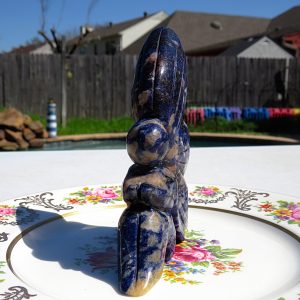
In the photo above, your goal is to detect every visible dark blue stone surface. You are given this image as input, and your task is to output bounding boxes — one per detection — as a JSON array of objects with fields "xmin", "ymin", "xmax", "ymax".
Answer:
[{"xmin": 118, "ymin": 27, "xmax": 190, "ymax": 296}]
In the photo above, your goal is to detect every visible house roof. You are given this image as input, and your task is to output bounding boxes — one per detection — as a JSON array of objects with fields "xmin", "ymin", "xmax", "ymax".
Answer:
[
  {"xmin": 67, "ymin": 13, "xmax": 156, "ymax": 46},
  {"xmin": 267, "ymin": 6, "xmax": 300, "ymax": 37},
  {"xmin": 123, "ymin": 10, "xmax": 270, "ymax": 54},
  {"xmin": 220, "ymin": 37, "xmax": 261, "ymax": 56},
  {"xmin": 185, "ymin": 37, "xmax": 248, "ymax": 56},
  {"xmin": 219, "ymin": 36, "xmax": 293, "ymax": 58},
  {"xmin": 9, "ymin": 42, "xmax": 46, "ymax": 54}
]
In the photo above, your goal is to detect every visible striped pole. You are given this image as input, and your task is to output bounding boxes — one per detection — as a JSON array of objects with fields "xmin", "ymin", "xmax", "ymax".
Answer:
[{"xmin": 46, "ymin": 100, "xmax": 57, "ymax": 138}]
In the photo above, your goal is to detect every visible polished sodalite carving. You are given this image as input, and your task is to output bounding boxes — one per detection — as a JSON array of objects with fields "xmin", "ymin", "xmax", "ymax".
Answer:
[{"xmin": 118, "ymin": 27, "xmax": 190, "ymax": 296}]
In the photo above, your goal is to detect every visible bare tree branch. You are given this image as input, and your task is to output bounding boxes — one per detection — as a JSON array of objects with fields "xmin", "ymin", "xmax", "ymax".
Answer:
[
  {"xmin": 68, "ymin": 30, "xmax": 90, "ymax": 55},
  {"xmin": 50, "ymin": 28, "xmax": 61, "ymax": 53},
  {"xmin": 38, "ymin": 30, "xmax": 56, "ymax": 53},
  {"xmin": 38, "ymin": 0, "xmax": 93, "ymax": 55},
  {"xmin": 86, "ymin": 0, "xmax": 100, "ymax": 24},
  {"xmin": 39, "ymin": 0, "xmax": 49, "ymax": 32},
  {"xmin": 56, "ymin": 0, "xmax": 66, "ymax": 29}
]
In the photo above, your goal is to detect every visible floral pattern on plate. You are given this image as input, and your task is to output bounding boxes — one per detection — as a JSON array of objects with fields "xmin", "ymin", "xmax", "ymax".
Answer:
[
  {"xmin": 163, "ymin": 230, "xmax": 242, "ymax": 284},
  {"xmin": 257, "ymin": 200, "xmax": 300, "ymax": 227},
  {"xmin": 14, "ymin": 192, "xmax": 73, "ymax": 212},
  {"xmin": 75, "ymin": 229, "xmax": 243, "ymax": 286},
  {"xmin": 0, "ymin": 286, "xmax": 37, "ymax": 299},
  {"xmin": 0, "ymin": 205, "xmax": 39, "ymax": 226},
  {"xmin": 0, "ymin": 184, "xmax": 299, "ymax": 300},
  {"xmin": 0, "ymin": 232, "xmax": 9, "ymax": 242},
  {"xmin": 189, "ymin": 186, "xmax": 226, "ymax": 205},
  {"xmin": 64, "ymin": 186, "xmax": 123, "ymax": 205},
  {"xmin": 0, "ymin": 205, "xmax": 17, "ymax": 223}
]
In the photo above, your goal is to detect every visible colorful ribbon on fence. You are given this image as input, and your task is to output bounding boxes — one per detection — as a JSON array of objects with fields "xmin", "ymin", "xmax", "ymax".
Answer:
[{"xmin": 185, "ymin": 107, "xmax": 300, "ymax": 126}]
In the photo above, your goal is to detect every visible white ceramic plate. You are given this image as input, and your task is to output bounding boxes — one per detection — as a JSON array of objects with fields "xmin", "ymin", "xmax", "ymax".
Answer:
[{"xmin": 0, "ymin": 184, "xmax": 299, "ymax": 300}]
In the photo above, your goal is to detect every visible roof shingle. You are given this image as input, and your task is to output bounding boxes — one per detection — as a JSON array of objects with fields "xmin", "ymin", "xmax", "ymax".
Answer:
[
  {"xmin": 124, "ymin": 10, "xmax": 270, "ymax": 54},
  {"xmin": 267, "ymin": 6, "xmax": 300, "ymax": 37},
  {"xmin": 67, "ymin": 14, "xmax": 155, "ymax": 46}
]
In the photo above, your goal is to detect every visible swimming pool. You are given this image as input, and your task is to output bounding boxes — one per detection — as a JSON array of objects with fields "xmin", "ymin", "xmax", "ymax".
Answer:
[{"xmin": 41, "ymin": 136, "xmax": 295, "ymax": 151}]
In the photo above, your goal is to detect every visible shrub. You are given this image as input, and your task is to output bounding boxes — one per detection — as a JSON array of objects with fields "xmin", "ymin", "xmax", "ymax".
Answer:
[{"xmin": 188, "ymin": 117, "xmax": 258, "ymax": 133}]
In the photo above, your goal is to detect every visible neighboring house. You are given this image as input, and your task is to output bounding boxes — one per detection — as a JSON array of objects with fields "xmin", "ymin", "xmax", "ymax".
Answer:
[
  {"xmin": 8, "ymin": 11, "xmax": 168, "ymax": 55},
  {"xmin": 9, "ymin": 39, "xmax": 57, "ymax": 55},
  {"xmin": 266, "ymin": 6, "xmax": 300, "ymax": 57},
  {"xmin": 30, "ymin": 43, "xmax": 53, "ymax": 54},
  {"xmin": 9, "ymin": 6, "xmax": 300, "ymax": 57},
  {"xmin": 9, "ymin": 42, "xmax": 46, "ymax": 54},
  {"xmin": 219, "ymin": 36, "xmax": 293, "ymax": 59},
  {"xmin": 188, "ymin": 5, "xmax": 300, "ymax": 57},
  {"xmin": 66, "ymin": 11, "xmax": 168, "ymax": 55},
  {"xmin": 267, "ymin": 6, "xmax": 300, "ymax": 37},
  {"xmin": 124, "ymin": 11, "xmax": 270, "ymax": 55},
  {"xmin": 181, "ymin": 6, "xmax": 300, "ymax": 57}
]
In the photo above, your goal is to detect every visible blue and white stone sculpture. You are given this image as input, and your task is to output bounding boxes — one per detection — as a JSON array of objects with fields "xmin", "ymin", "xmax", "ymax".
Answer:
[{"xmin": 118, "ymin": 27, "xmax": 190, "ymax": 296}]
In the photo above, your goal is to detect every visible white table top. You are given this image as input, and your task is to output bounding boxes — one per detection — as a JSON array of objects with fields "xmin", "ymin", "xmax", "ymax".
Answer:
[
  {"xmin": 1, "ymin": 146, "xmax": 300, "ymax": 300},
  {"xmin": 1, "ymin": 145, "xmax": 300, "ymax": 201}
]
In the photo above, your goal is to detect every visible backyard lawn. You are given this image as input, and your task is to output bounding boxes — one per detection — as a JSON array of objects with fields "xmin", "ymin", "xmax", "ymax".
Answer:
[
  {"xmin": 49, "ymin": 116, "xmax": 300, "ymax": 137},
  {"xmin": 1, "ymin": 106, "xmax": 300, "ymax": 137},
  {"xmin": 55, "ymin": 116, "xmax": 260, "ymax": 136}
]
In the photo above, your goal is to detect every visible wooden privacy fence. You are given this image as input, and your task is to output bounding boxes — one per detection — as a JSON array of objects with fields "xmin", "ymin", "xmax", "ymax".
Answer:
[
  {"xmin": 0, "ymin": 54, "xmax": 138, "ymax": 121},
  {"xmin": 0, "ymin": 54, "xmax": 299, "ymax": 121},
  {"xmin": 188, "ymin": 56, "xmax": 300, "ymax": 108}
]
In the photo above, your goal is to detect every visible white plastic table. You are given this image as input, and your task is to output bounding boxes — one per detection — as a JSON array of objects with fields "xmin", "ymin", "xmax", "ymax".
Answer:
[
  {"xmin": 1, "ymin": 146, "xmax": 300, "ymax": 300},
  {"xmin": 1, "ymin": 145, "xmax": 300, "ymax": 200}
]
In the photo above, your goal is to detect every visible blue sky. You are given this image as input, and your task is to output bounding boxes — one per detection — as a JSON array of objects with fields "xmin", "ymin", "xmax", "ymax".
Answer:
[{"xmin": 0, "ymin": 0, "xmax": 299, "ymax": 52}]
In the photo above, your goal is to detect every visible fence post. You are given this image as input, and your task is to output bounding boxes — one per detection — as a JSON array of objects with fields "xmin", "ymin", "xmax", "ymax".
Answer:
[
  {"xmin": 284, "ymin": 58, "xmax": 290, "ymax": 101},
  {"xmin": 1, "ymin": 72, "xmax": 5, "ymax": 108},
  {"xmin": 61, "ymin": 36, "xmax": 67, "ymax": 127},
  {"xmin": 0, "ymin": 58, "xmax": 6, "ymax": 108}
]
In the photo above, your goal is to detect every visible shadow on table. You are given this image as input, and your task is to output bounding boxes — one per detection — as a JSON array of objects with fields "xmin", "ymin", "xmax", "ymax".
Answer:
[{"xmin": 16, "ymin": 207, "xmax": 120, "ymax": 294}]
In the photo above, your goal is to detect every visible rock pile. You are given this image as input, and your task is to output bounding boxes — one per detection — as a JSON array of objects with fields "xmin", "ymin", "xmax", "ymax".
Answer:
[{"xmin": 0, "ymin": 108, "xmax": 48, "ymax": 151}]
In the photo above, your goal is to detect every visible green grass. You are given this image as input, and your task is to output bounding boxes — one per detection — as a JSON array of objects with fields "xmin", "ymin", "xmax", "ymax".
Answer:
[
  {"xmin": 56, "ymin": 115, "xmax": 300, "ymax": 136},
  {"xmin": 57, "ymin": 116, "xmax": 134, "ymax": 135},
  {"xmin": 0, "ymin": 107, "xmax": 260, "ymax": 135},
  {"xmin": 57, "ymin": 116, "xmax": 259, "ymax": 135},
  {"xmin": 188, "ymin": 117, "xmax": 258, "ymax": 134},
  {"xmin": 29, "ymin": 113, "xmax": 47, "ymax": 125},
  {"xmin": 2, "ymin": 106, "xmax": 299, "ymax": 136}
]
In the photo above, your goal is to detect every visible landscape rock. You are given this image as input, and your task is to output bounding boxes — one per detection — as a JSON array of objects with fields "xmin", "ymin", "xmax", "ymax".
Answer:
[
  {"xmin": 0, "ymin": 108, "xmax": 24, "ymax": 131},
  {"xmin": 0, "ymin": 129, "xmax": 5, "ymax": 140},
  {"xmin": 42, "ymin": 129, "xmax": 49, "ymax": 139},
  {"xmin": 5, "ymin": 129, "xmax": 29, "ymax": 149},
  {"xmin": 23, "ymin": 128, "xmax": 36, "ymax": 141},
  {"xmin": 0, "ymin": 139, "xmax": 19, "ymax": 151},
  {"xmin": 28, "ymin": 121, "xmax": 44, "ymax": 135},
  {"xmin": 0, "ymin": 108, "xmax": 46, "ymax": 151},
  {"xmin": 23, "ymin": 114, "xmax": 33, "ymax": 127},
  {"xmin": 29, "ymin": 138, "xmax": 44, "ymax": 148}
]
